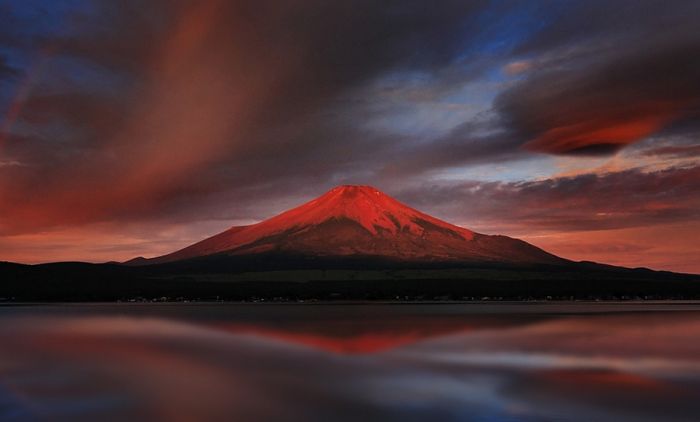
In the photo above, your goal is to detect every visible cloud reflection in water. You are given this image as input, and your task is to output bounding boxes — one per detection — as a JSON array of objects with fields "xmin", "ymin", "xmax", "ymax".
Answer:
[{"xmin": 0, "ymin": 305, "xmax": 698, "ymax": 421}]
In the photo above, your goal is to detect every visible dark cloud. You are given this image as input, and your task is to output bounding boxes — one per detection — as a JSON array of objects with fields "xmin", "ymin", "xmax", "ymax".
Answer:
[
  {"xmin": 0, "ymin": 0, "xmax": 496, "ymax": 233},
  {"xmin": 395, "ymin": 165, "xmax": 700, "ymax": 233},
  {"xmin": 18, "ymin": 92, "xmax": 129, "ymax": 139},
  {"xmin": 0, "ymin": 55, "xmax": 17, "ymax": 79},
  {"xmin": 367, "ymin": 1, "xmax": 700, "ymax": 177},
  {"xmin": 493, "ymin": 0, "xmax": 700, "ymax": 155},
  {"xmin": 379, "ymin": 113, "xmax": 526, "ymax": 177}
]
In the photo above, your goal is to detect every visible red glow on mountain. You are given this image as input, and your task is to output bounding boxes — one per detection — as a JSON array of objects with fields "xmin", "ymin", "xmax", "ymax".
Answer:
[
  {"xmin": 220, "ymin": 325, "xmax": 442, "ymax": 354},
  {"xmin": 143, "ymin": 185, "xmax": 562, "ymax": 265}
]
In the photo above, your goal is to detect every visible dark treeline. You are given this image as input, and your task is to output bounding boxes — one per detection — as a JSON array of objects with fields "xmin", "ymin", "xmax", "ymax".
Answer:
[{"xmin": 1, "ymin": 256, "xmax": 699, "ymax": 302}]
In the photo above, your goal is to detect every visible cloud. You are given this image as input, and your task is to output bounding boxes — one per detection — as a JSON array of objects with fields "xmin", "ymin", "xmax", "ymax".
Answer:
[
  {"xmin": 369, "ymin": 1, "xmax": 700, "ymax": 176},
  {"xmin": 640, "ymin": 144, "xmax": 700, "ymax": 159},
  {"xmin": 520, "ymin": 222, "xmax": 700, "ymax": 274},
  {"xmin": 0, "ymin": 159, "xmax": 22, "ymax": 167},
  {"xmin": 494, "ymin": 0, "xmax": 700, "ymax": 155},
  {"xmin": 0, "ymin": 55, "xmax": 18, "ymax": 79},
  {"xmin": 379, "ymin": 113, "xmax": 527, "ymax": 178},
  {"xmin": 502, "ymin": 60, "xmax": 532, "ymax": 76},
  {"xmin": 395, "ymin": 165, "xmax": 700, "ymax": 233},
  {"xmin": 0, "ymin": 0, "xmax": 494, "ymax": 234}
]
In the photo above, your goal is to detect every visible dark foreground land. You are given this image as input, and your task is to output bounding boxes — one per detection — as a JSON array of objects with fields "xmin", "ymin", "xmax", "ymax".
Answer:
[{"xmin": 2, "ymin": 254, "xmax": 699, "ymax": 302}]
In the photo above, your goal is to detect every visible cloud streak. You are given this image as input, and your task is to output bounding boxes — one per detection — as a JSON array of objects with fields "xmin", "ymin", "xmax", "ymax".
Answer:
[{"xmin": 396, "ymin": 165, "xmax": 700, "ymax": 233}]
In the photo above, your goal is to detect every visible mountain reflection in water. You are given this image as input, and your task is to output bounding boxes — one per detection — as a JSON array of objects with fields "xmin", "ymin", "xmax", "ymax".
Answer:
[{"xmin": 0, "ymin": 303, "xmax": 699, "ymax": 422}]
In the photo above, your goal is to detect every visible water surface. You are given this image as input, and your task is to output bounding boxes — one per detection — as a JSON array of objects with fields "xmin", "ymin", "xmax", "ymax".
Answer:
[{"xmin": 1, "ymin": 303, "xmax": 699, "ymax": 421}]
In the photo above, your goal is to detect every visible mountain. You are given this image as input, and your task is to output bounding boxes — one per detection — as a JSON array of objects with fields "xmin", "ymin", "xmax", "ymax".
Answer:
[{"xmin": 139, "ymin": 185, "xmax": 564, "ymax": 266}]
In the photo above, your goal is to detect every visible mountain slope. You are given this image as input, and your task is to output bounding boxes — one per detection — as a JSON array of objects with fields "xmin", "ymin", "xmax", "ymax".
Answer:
[{"xmin": 141, "ymin": 185, "xmax": 564, "ymax": 266}]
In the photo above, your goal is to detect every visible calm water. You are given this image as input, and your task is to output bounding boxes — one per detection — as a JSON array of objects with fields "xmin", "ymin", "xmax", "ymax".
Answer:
[{"xmin": 1, "ymin": 303, "xmax": 699, "ymax": 421}]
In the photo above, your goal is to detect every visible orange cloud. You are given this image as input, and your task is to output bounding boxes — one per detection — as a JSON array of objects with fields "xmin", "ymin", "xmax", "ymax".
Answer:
[
  {"xmin": 0, "ymin": 1, "xmax": 293, "ymax": 233},
  {"xmin": 521, "ymin": 221, "xmax": 700, "ymax": 274},
  {"xmin": 524, "ymin": 110, "xmax": 677, "ymax": 154}
]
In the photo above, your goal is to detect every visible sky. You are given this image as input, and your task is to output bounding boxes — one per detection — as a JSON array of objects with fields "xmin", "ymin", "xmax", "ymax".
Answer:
[{"xmin": 0, "ymin": 0, "xmax": 698, "ymax": 273}]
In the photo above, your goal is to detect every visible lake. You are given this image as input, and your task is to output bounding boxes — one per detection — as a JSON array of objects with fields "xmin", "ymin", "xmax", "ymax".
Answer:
[{"xmin": 1, "ymin": 302, "xmax": 699, "ymax": 421}]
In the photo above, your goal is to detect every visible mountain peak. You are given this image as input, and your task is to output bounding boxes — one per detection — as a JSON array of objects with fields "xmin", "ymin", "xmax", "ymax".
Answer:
[
  {"xmin": 333, "ymin": 184, "xmax": 380, "ymax": 191},
  {"xmin": 329, "ymin": 185, "xmax": 382, "ymax": 196},
  {"xmin": 292, "ymin": 185, "xmax": 473, "ymax": 237},
  {"xmin": 316, "ymin": 185, "xmax": 388, "ymax": 204}
]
